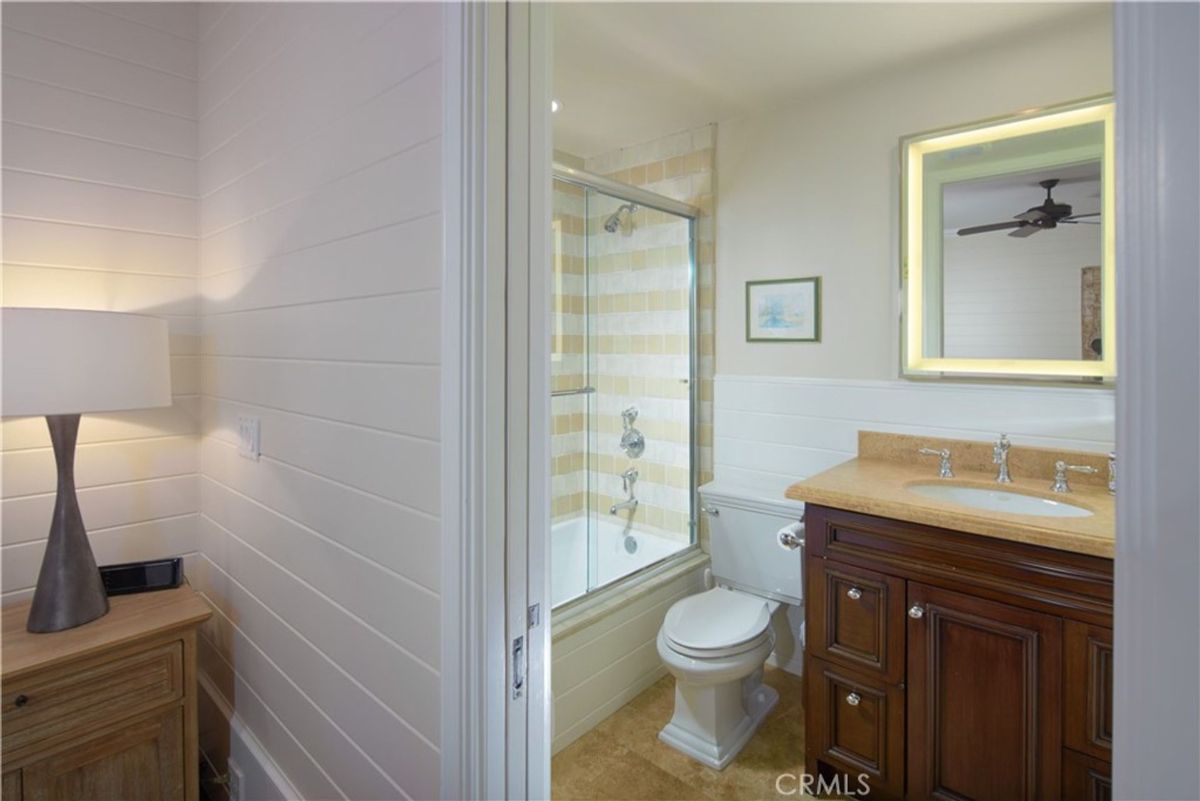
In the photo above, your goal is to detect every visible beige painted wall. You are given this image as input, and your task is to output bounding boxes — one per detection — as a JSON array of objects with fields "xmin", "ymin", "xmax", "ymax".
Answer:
[{"xmin": 714, "ymin": 10, "xmax": 1113, "ymax": 379}]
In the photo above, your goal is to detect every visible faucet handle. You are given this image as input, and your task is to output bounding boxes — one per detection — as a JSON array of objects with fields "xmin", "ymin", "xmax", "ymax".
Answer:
[
  {"xmin": 1051, "ymin": 460, "xmax": 1098, "ymax": 493},
  {"xmin": 622, "ymin": 467, "xmax": 639, "ymax": 492},
  {"xmin": 918, "ymin": 447, "xmax": 954, "ymax": 479}
]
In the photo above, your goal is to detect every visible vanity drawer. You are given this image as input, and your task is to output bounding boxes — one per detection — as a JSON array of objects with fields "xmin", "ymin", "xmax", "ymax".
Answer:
[
  {"xmin": 2, "ymin": 641, "xmax": 183, "ymax": 757},
  {"xmin": 806, "ymin": 656, "xmax": 904, "ymax": 800},
  {"xmin": 1065, "ymin": 621, "xmax": 1113, "ymax": 760},
  {"xmin": 807, "ymin": 559, "xmax": 905, "ymax": 683},
  {"xmin": 804, "ymin": 505, "xmax": 1114, "ymax": 625}
]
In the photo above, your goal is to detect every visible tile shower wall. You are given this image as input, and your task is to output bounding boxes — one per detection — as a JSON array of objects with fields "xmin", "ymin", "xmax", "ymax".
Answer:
[
  {"xmin": 552, "ymin": 179, "xmax": 588, "ymax": 522},
  {"xmin": 580, "ymin": 124, "xmax": 716, "ymax": 543}
]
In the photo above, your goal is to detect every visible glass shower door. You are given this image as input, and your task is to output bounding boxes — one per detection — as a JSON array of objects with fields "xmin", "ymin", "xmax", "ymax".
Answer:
[
  {"xmin": 550, "ymin": 172, "xmax": 696, "ymax": 610},
  {"xmin": 550, "ymin": 179, "xmax": 592, "ymax": 607},
  {"xmin": 585, "ymin": 188, "xmax": 694, "ymax": 595}
]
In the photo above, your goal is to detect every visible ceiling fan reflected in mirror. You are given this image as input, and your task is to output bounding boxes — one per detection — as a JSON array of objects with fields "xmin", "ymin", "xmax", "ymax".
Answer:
[{"xmin": 956, "ymin": 178, "xmax": 1101, "ymax": 238}]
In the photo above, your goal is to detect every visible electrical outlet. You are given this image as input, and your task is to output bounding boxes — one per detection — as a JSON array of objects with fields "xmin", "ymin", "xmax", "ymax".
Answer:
[
  {"xmin": 236, "ymin": 416, "xmax": 260, "ymax": 461},
  {"xmin": 227, "ymin": 758, "xmax": 245, "ymax": 801}
]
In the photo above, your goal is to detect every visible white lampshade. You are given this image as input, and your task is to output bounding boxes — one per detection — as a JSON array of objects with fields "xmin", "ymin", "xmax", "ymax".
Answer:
[{"xmin": 1, "ymin": 308, "xmax": 172, "ymax": 417}]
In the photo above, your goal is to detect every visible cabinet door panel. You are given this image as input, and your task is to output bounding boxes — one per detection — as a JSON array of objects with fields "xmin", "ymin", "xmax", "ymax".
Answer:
[
  {"xmin": 20, "ymin": 706, "xmax": 183, "ymax": 801},
  {"xmin": 907, "ymin": 582, "xmax": 1062, "ymax": 801},
  {"xmin": 807, "ymin": 559, "xmax": 905, "ymax": 683},
  {"xmin": 1065, "ymin": 621, "xmax": 1113, "ymax": 760},
  {"xmin": 1062, "ymin": 749, "xmax": 1112, "ymax": 801}
]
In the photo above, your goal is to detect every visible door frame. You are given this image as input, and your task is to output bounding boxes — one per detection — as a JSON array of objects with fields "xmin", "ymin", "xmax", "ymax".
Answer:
[
  {"xmin": 442, "ymin": 3, "xmax": 552, "ymax": 799},
  {"xmin": 444, "ymin": 3, "xmax": 1200, "ymax": 798},
  {"xmin": 440, "ymin": 3, "xmax": 508, "ymax": 799},
  {"xmin": 1112, "ymin": 3, "xmax": 1200, "ymax": 798}
]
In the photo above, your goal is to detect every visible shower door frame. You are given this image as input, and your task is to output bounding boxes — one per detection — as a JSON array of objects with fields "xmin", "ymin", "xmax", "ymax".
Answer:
[{"xmin": 551, "ymin": 163, "xmax": 704, "ymax": 611}]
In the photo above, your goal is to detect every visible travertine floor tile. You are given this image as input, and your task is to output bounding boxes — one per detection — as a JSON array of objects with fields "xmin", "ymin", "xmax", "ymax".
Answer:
[{"xmin": 552, "ymin": 666, "xmax": 811, "ymax": 801}]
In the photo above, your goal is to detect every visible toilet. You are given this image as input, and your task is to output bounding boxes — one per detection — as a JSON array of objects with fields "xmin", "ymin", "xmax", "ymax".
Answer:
[{"xmin": 656, "ymin": 482, "xmax": 805, "ymax": 769}]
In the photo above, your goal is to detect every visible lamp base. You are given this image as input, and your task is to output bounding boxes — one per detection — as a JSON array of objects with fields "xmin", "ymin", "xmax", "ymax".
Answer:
[{"xmin": 27, "ymin": 414, "xmax": 109, "ymax": 633}]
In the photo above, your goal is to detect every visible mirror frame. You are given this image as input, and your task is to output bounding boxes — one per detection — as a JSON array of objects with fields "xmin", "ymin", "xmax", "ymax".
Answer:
[{"xmin": 900, "ymin": 96, "xmax": 1115, "ymax": 381}]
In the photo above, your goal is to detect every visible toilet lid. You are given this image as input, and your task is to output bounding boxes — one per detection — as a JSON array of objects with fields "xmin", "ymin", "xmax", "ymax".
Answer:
[{"xmin": 662, "ymin": 587, "xmax": 772, "ymax": 653}]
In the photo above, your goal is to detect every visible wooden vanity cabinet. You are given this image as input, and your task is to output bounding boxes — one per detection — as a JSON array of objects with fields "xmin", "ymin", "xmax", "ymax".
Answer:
[{"xmin": 803, "ymin": 505, "xmax": 1114, "ymax": 801}]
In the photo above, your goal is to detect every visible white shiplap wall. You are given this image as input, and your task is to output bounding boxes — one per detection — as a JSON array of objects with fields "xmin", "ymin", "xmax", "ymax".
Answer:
[
  {"xmin": 194, "ymin": 4, "xmax": 443, "ymax": 800},
  {"xmin": 0, "ymin": 3, "xmax": 200, "ymax": 602},
  {"xmin": 714, "ymin": 375, "xmax": 1116, "ymax": 499},
  {"xmin": 942, "ymin": 224, "xmax": 1101, "ymax": 360}
]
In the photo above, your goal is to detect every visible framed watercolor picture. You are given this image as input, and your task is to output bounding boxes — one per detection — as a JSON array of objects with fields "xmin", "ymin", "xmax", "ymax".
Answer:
[{"xmin": 745, "ymin": 277, "xmax": 821, "ymax": 342}]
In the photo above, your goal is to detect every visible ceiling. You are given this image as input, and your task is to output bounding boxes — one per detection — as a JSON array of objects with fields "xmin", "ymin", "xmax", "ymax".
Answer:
[{"xmin": 552, "ymin": 2, "xmax": 1110, "ymax": 158}]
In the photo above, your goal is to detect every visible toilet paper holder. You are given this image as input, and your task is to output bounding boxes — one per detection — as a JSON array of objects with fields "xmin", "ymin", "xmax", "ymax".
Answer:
[{"xmin": 778, "ymin": 520, "xmax": 805, "ymax": 551}]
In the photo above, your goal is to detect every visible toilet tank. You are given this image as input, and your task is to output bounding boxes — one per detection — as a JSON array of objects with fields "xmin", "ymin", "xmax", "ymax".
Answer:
[{"xmin": 700, "ymin": 481, "xmax": 805, "ymax": 606}]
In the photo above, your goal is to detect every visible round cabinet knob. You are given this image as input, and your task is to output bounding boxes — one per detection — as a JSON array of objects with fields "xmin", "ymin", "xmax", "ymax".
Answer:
[
  {"xmin": 845, "ymin": 692, "xmax": 861, "ymax": 707},
  {"xmin": 846, "ymin": 587, "xmax": 863, "ymax": 600},
  {"xmin": 14, "ymin": 694, "xmax": 28, "ymax": 708},
  {"xmin": 908, "ymin": 605, "xmax": 925, "ymax": 619}
]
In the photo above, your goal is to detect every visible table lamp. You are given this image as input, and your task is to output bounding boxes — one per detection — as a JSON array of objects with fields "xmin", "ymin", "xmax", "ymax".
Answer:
[{"xmin": 1, "ymin": 308, "xmax": 172, "ymax": 633}]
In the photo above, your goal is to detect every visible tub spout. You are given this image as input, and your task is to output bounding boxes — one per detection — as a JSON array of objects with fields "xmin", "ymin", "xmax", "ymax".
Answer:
[{"xmin": 610, "ymin": 498, "xmax": 639, "ymax": 515}]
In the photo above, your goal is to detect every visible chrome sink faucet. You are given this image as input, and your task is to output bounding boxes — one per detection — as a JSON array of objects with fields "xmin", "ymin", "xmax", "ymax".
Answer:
[
  {"xmin": 1051, "ymin": 460, "xmax": 1098, "ymax": 494},
  {"xmin": 610, "ymin": 467, "xmax": 640, "ymax": 514},
  {"xmin": 993, "ymin": 433, "xmax": 1013, "ymax": 484},
  {"xmin": 918, "ymin": 447, "xmax": 954, "ymax": 479}
]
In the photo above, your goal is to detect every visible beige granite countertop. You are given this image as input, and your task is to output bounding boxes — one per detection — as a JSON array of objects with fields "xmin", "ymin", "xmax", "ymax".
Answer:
[{"xmin": 786, "ymin": 432, "xmax": 1115, "ymax": 559}]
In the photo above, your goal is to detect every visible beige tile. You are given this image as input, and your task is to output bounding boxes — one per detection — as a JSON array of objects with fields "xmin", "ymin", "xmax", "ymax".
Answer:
[{"xmin": 553, "ymin": 668, "xmax": 808, "ymax": 801}]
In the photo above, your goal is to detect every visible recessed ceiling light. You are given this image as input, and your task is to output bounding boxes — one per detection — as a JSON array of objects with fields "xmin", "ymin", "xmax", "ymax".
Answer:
[{"xmin": 551, "ymin": 99, "xmax": 562, "ymax": 113}]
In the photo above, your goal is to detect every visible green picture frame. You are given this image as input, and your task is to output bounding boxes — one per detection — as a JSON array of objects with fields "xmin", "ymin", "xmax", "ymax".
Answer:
[{"xmin": 745, "ymin": 277, "xmax": 822, "ymax": 343}]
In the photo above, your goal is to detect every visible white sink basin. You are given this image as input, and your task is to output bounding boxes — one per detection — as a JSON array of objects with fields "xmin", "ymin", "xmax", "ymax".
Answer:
[{"xmin": 907, "ymin": 483, "xmax": 1093, "ymax": 518}]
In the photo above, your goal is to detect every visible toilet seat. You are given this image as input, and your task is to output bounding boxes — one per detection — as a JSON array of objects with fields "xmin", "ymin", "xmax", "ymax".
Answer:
[{"xmin": 662, "ymin": 587, "xmax": 776, "ymax": 659}]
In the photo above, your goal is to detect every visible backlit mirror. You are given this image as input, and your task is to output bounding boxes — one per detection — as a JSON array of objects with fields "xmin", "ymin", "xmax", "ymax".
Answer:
[{"xmin": 901, "ymin": 97, "xmax": 1115, "ymax": 380}]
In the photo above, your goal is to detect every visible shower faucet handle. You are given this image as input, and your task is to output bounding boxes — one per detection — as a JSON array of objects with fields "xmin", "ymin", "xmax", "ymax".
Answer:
[
  {"xmin": 621, "ymin": 406, "xmax": 639, "ymax": 429},
  {"xmin": 622, "ymin": 467, "xmax": 639, "ymax": 493}
]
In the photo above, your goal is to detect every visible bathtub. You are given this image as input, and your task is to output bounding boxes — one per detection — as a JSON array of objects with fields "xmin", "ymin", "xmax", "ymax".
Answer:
[{"xmin": 551, "ymin": 516, "xmax": 690, "ymax": 608}]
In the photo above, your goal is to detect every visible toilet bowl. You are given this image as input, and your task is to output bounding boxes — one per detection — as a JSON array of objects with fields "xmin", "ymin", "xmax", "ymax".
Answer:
[
  {"xmin": 655, "ymin": 482, "xmax": 805, "ymax": 769},
  {"xmin": 656, "ymin": 586, "xmax": 781, "ymax": 769}
]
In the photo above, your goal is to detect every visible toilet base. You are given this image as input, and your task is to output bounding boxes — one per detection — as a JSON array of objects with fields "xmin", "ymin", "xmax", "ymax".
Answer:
[{"xmin": 658, "ymin": 669, "xmax": 779, "ymax": 770}]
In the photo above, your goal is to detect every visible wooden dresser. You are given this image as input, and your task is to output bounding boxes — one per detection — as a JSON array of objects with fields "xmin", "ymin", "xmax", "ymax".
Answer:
[{"xmin": 1, "ymin": 586, "xmax": 211, "ymax": 801}]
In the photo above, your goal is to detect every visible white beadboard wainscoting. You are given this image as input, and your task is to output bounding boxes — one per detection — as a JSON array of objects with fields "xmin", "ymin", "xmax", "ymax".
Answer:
[
  {"xmin": 714, "ymin": 375, "xmax": 1116, "ymax": 501},
  {"xmin": 0, "ymin": 2, "xmax": 200, "ymax": 602},
  {"xmin": 552, "ymin": 557, "xmax": 708, "ymax": 755}
]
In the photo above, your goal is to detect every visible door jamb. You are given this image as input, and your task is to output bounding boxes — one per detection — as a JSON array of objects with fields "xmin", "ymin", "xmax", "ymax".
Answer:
[{"xmin": 441, "ymin": 3, "xmax": 510, "ymax": 799}]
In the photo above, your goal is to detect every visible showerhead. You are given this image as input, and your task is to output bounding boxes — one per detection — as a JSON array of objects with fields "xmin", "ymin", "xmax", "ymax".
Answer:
[{"xmin": 603, "ymin": 203, "xmax": 637, "ymax": 233}]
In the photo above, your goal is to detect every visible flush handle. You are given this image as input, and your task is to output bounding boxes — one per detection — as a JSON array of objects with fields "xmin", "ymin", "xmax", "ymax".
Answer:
[
  {"xmin": 846, "ymin": 587, "xmax": 863, "ymax": 600},
  {"xmin": 908, "ymin": 605, "xmax": 925, "ymax": 619},
  {"xmin": 845, "ymin": 692, "xmax": 861, "ymax": 707}
]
